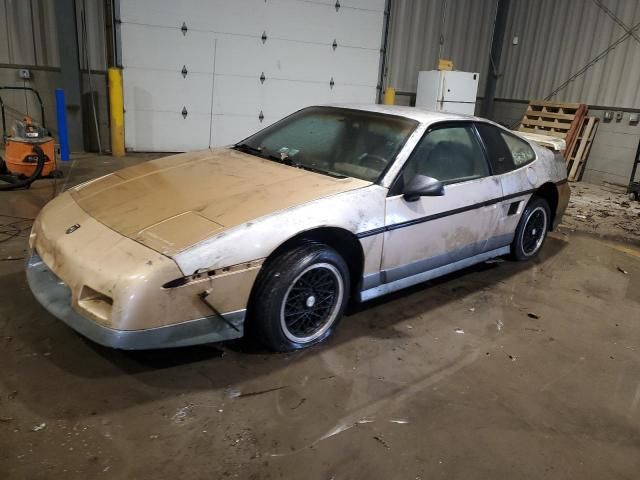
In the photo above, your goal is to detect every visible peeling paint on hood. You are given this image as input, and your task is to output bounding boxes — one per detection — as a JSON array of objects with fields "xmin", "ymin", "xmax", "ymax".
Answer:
[{"xmin": 70, "ymin": 148, "xmax": 370, "ymax": 256}]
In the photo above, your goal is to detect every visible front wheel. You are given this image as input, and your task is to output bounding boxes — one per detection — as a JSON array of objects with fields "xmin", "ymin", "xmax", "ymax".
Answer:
[
  {"xmin": 248, "ymin": 242, "xmax": 350, "ymax": 352},
  {"xmin": 511, "ymin": 196, "xmax": 550, "ymax": 261}
]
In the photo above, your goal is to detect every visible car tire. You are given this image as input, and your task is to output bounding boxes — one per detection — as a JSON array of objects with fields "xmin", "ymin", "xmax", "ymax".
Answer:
[
  {"xmin": 247, "ymin": 242, "xmax": 350, "ymax": 352},
  {"xmin": 510, "ymin": 196, "xmax": 551, "ymax": 261}
]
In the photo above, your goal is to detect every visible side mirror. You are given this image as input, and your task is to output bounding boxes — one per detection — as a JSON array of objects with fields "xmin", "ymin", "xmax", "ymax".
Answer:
[{"xmin": 402, "ymin": 175, "xmax": 445, "ymax": 202}]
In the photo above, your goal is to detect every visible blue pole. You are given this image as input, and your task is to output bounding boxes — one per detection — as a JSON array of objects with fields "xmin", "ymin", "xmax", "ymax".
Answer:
[{"xmin": 55, "ymin": 88, "xmax": 70, "ymax": 161}]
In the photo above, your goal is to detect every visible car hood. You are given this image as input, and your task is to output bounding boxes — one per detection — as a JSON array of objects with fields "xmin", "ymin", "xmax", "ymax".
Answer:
[{"xmin": 70, "ymin": 148, "xmax": 370, "ymax": 256}]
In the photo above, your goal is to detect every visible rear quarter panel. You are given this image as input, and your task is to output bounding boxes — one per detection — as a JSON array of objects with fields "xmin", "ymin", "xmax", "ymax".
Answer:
[{"xmin": 492, "ymin": 140, "xmax": 567, "ymax": 239}]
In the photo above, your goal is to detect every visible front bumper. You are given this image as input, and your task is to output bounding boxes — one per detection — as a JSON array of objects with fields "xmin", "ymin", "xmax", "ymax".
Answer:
[{"xmin": 26, "ymin": 252, "xmax": 244, "ymax": 349}]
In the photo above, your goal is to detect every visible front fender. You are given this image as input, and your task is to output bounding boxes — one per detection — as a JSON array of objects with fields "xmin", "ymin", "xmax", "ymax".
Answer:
[{"xmin": 173, "ymin": 185, "xmax": 387, "ymax": 275}]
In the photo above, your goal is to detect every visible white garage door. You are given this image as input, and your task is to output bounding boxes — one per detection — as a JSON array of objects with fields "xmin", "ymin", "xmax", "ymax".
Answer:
[{"xmin": 119, "ymin": 0, "xmax": 385, "ymax": 152}]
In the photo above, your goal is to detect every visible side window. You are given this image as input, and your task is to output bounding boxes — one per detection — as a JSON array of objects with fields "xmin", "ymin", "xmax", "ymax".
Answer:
[
  {"xmin": 476, "ymin": 123, "xmax": 536, "ymax": 174},
  {"xmin": 500, "ymin": 131, "xmax": 536, "ymax": 166},
  {"xmin": 475, "ymin": 123, "xmax": 515, "ymax": 174},
  {"xmin": 392, "ymin": 125, "xmax": 489, "ymax": 194}
]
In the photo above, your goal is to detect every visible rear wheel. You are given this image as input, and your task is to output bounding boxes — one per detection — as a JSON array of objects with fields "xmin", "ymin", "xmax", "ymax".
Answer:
[
  {"xmin": 248, "ymin": 242, "xmax": 350, "ymax": 352},
  {"xmin": 511, "ymin": 196, "xmax": 550, "ymax": 261}
]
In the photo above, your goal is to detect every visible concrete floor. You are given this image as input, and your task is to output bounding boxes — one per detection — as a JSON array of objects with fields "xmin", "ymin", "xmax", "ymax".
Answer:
[
  {"xmin": 1, "ymin": 154, "xmax": 639, "ymax": 479},
  {"xmin": 563, "ymin": 182, "xmax": 640, "ymax": 243}
]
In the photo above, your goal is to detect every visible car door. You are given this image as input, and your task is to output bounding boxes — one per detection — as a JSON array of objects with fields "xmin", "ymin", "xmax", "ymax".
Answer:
[
  {"xmin": 475, "ymin": 122, "xmax": 538, "ymax": 247},
  {"xmin": 380, "ymin": 122, "xmax": 504, "ymax": 284}
]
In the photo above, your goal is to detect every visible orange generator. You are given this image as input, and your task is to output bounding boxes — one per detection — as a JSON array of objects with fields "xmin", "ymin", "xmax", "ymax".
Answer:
[{"xmin": 0, "ymin": 86, "xmax": 59, "ymax": 180}]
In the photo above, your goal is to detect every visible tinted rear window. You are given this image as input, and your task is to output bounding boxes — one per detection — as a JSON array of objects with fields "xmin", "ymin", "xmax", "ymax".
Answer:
[{"xmin": 475, "ymin": 123, "xmax": 515, "ymax": 175}]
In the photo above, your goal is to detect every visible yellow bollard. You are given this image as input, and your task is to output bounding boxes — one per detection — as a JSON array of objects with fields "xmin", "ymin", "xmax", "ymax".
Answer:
[
  {"xmin": 383, "ymin": 87, "xmax": 396, "ymax": 105},
  {"xmin": 108, "ymin": 67, "xmax": 125, "ymax": 157}
]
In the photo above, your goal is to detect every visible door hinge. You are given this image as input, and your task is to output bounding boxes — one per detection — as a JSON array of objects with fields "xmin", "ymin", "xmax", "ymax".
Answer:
[
  {"xmin": 181, "ymin": 106, "xmax": 188, "ymax": 119},
  {"xmin": 181, "ymin": 22, "xmax": 188, "ymax": 36},
  {"xmin": 181, "ymin": 65, "xmax": 188, "ymax": 78}
]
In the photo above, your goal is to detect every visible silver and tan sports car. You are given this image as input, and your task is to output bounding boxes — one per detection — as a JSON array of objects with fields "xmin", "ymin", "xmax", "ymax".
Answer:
[{"xmin": 27, "ymin": 105, "xmax": 569, "ymax": 351}]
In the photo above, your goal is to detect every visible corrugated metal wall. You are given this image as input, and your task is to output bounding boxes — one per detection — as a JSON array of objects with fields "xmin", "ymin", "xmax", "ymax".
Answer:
[
  {"xmin": 387, "ymin": 0, "xmax": 640, "ymax": 108},
  {"xmin": 0, "ymin": 0, "xmax": 107, "ymax": 70},
  {"xmin": 0, "ymin": 0, "xmax": 110, "ymax": 151},
  {"xmin": 498, "ymin": 0, "xmax": 640, "ymax": 108},
  {"xmin": 386, "ymin": 0, "xmax": 497, "ymax": 94},
  {"xmin": 0, "ymin": 0, "xmax": 59, "ymax": 66},
  {"xmin": 75, "ymin": 0, "xmax": 108, "ymax": 71}
]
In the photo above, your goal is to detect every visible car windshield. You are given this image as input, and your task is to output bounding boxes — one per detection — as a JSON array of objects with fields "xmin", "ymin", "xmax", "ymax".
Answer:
[{"xmin": 233, "ymin": 107, "xmax": 418, "ymax": 182}]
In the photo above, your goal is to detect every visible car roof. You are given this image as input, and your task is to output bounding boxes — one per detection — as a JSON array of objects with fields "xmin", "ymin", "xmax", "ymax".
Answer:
[
  {"xmin": 309, "ymin": 104, "xmax": 549, "ymax": 151},
  {"xmin": 322, "ymin": 104, "xmax": 484, "ymax": 126}
]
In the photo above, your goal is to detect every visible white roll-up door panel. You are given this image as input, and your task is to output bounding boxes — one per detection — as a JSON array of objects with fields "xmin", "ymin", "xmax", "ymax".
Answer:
[
  {"xmin": 121, "ymin": 24, "xmax": 215, "ymax": 71},
  {"xmin": 124, "ymin": 69, "xmax": 213, "ymax": 114},
  {"xmin": 119, "ymin": 0, "xmax": 385, "ymax": 152}
]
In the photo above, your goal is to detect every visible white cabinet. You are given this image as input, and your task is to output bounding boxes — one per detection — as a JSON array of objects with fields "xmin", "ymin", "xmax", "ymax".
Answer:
[{"xmin": 416, "ymin": 70, "xmax": 479, "ymax": 115}]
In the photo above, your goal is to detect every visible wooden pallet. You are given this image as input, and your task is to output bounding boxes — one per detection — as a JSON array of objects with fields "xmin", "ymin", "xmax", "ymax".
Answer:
[
  {"xmin": 566, "ymin": 116, "xmax": 599, "ymax": 181},
  {"xmin": 518, "ymin": 101, "xmax": 587, "ymax": 154}
]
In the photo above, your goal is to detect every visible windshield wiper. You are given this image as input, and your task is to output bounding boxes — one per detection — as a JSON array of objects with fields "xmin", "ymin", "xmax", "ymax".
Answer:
[
  {"xmin": 237, "ymin": 146, "xmax": 345, "ymax": 179},
  {"xmin": 287, "ymin": 161, "xmax": 346, "ymax": 179},
  {"xmin": 232, "ymin": 143, "xmax": 263, "ymax": 156}
]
